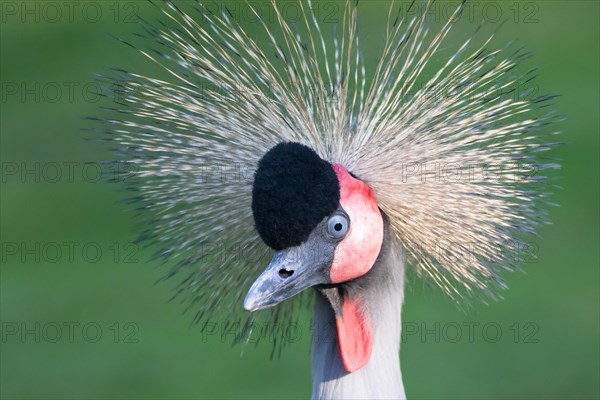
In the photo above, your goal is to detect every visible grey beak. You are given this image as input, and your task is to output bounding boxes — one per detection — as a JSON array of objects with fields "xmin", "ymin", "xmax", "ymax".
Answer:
[{"xmin": 243, "ymin": 241, "xmax": 331, "ymax": 312}]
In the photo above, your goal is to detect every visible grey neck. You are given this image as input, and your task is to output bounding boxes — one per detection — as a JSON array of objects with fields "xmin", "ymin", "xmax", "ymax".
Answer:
[{"xmin": 311, "ymin": 229, "xmax": 406, "ymax": 399}]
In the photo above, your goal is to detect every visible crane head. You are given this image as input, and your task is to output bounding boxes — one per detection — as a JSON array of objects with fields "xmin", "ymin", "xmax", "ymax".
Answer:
[{"xmin": 245, "ymin": 142, "xmax": 384, "ymax": 372}]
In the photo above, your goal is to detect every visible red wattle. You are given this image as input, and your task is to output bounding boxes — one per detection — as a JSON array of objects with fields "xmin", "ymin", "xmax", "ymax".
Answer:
[{"xmin": 335, "ymin": 295, "xmax": 373, "ymax": 373}]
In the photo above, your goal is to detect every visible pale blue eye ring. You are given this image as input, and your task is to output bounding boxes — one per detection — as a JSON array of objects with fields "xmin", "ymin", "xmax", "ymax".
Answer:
[{"xmin": 327, "ymin": 214, "xmax": 349, "ymax": 238}]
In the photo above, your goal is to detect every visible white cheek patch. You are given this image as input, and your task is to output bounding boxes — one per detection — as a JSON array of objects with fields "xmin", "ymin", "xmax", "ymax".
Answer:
[{"xmin": 330, "ymin": 164, "xmax": 383, "ymax": 284}]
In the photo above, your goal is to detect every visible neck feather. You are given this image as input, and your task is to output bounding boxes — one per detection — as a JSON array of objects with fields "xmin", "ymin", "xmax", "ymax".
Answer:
[{"xmin": 311, "ymin": 227, "xmax": 406, "ymax": 399}]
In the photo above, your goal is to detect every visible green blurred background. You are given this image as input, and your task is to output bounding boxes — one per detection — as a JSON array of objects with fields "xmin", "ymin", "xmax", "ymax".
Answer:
[{"xmin": 1, "ymin": 1, "xmax": 598, "ymax": 399}]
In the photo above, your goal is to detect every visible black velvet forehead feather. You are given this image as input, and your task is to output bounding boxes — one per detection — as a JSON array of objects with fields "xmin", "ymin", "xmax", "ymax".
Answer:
[{"xmin": 252, "ymin": 142, "xmax": 340, "ymax": 250}]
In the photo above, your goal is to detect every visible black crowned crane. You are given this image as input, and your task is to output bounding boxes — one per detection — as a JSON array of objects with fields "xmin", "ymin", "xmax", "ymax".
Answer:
[{"xmin": 103, "ymin": 1, "xmax": 557, "ymax": 398}]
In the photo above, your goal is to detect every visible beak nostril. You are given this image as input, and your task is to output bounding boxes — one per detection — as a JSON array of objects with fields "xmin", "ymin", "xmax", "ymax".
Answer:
[{"xmin": 278, "ymin": 269, "xmax": 294, "ymax": 279}]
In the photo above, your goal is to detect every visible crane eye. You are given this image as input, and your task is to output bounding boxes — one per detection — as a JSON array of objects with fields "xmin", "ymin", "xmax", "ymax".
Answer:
[{"xmin": 327, "ymin": 214, "xmax": 349, "ymax": 239}]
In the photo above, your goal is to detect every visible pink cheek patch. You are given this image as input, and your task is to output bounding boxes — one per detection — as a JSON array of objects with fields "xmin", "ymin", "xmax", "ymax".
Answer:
[{"xmin": 330, "ymin": 164, "xmax": 383, "ymax": 284}]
